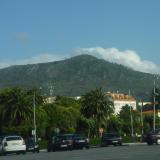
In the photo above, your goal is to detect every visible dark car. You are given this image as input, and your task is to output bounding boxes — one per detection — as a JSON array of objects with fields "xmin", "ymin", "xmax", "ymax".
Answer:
[
  {"xmin": 26, "ymin": 138, "xmax": 39, "ymax": 153},
  {"xmin": 72, "ymin": 134, "xmax": 90, "ymax": 149},
  {"xmin": 101, "ymin": 133, "xmax": 122, "ymax": 147},
  {"xmin": 143, "ymin": 129, "xmax": 160, "ymax": 145},
  {"xmin": 47, "ymin": 134, "xmax": 73, "ymax": 152}
]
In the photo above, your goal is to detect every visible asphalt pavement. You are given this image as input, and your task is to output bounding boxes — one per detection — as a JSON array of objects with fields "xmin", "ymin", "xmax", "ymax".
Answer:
[{"xmin": 1, "ymin": 144, "xmax": 160, "ymax": 160}]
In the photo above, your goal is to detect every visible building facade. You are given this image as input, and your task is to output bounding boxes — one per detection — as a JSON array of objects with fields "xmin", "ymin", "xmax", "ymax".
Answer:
[{"xmin": 107, "ymin": 92, "xmax": 137, "ymax": 114}]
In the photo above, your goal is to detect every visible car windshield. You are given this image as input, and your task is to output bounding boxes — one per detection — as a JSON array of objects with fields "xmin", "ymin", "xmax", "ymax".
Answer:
[
  {"xmin": 104, "ymin": 134, "xmax": 119, "ymax": 138},
  {"xmin": 65, "ymin": 134, "xmax": 74, "ymax": 139},
  {"xmin": 73, "ymin": 134, "xmax": 85, "ymax": 138},
  {"xmin": 6, "ymin": 136, "xmax": 22, "ymax": 141},
  {"xmin": 28, "ymin": 139, "xmax": 35, "ymax": 144},
  {"xmin": 56, "ymin": 136, "xmax": 67, "ymax": 141}
]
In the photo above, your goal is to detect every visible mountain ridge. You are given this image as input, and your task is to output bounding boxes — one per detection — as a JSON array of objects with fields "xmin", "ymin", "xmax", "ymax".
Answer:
[{"xmin": 0, "ymin": 54, "xmax": 155, "ymax": 100}]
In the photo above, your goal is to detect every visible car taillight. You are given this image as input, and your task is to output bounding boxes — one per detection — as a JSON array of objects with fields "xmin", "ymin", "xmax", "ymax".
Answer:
[
  {"xmin": 22, "ymin": 140, "xmax": 25, "ymax": 145},
  {"xmin": 4, "ymin": 142, "xmax": 8, "ymax": 146},
  {"xmin": 86, "ymin": 138, "xmax": 89, "ymax": 143}
]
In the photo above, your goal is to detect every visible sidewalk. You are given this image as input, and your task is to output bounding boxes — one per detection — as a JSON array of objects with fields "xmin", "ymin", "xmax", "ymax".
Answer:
[
  {"xmin": 92, "ymin": 142, "xmax": 147, "ymax": 148},
  {"xmin": 123, "ymin": 142, "xmax": 146, "ymax": 146},
  {"xmin": 40, "ymin": 142, "xmax": 147, "ymax": 152}
]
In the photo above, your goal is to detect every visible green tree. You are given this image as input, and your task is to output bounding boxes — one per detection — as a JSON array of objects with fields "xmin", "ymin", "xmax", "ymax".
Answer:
[
  {"xmin": 119, "ymin": 105, "xmax": 141, "ymax": 136},
  {"xmin": 0, "ymin": 88, "xmax": 32, "ymax": 126},
  {"xmin": 81, "ymin": 88, "xmax": 114, "ymax": 137},
  {"xmin": 0, "ymin": 87, "xmax": 44, "ymax": 135},
  {"xmin": 107, "ymin": 115, "xmax": 123, "ymax": 134},
  {"xmin": 43, "ymin": 96, "xmax": 81, "ymax": 137}
]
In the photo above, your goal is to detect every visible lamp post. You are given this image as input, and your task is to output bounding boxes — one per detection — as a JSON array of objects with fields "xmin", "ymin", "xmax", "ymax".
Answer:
[
  {"xmin": 140, "ymin": 101, "xmax": 144, "ymax": 135},
  {"xmin": 153, "ymin": 75, "xmax": 159, "ymax": 131},
  {"xmin": 153, "ymin": 78, "xmax": 156, "ymax": 132},
  {"xmin": 129, "ymin": 89, "xmax": 134, "ymax": 137},
  {"xmin": 130, "ymin": 105, "xmax": 134, "ymax": 137},
  {"xmin": 33, "ymin": 91, "xmax": 37, "ymax": 143}
]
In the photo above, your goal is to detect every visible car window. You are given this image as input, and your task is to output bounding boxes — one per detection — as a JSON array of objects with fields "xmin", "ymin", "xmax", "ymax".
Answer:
[
  {"xmin": 28, "ymin": 139, "xmax": 35, "ymax": 144},
  {"xmin": 0, "ymin": 137, "xmax": 3, "ymax": 144},
  {"xmin": 6, "ymin": 136, "xmax": 22, "ymax": 141},
  {"xmin": 73, "ymin": 134, "xmax": 85, "ymax": 138},
  {"xmin": 55, "ymin": 136, "xmax": 67, "ymax": 141},
  {"xmin": 104, "ymin": 134, "xmax": 119, "ymax": 138},
  {"xmin": 64, "ymin": 134, "xmax": 73, "ymax": 140}
]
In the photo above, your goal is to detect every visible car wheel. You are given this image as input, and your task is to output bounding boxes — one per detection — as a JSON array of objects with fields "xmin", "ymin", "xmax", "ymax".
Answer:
[
  {"xmin": 47, "ymin": 146, "xmax": 52, "ymax": 152},
  {"xmin": 119, "ymin": 142, "xmax": 122, "ymax": 146},
  {"xmin": 147, "ymin": 140, "xmax": 153, "ymax": 145},
  {"xmin": 69, "ymin": 147, "xmax": 73, "ymax": 151},
  {"xmin": 155, "ymin": 139, "xmax": 160, "ymax": 145},
  {"xmin": 2, "ymin": 151, "xmax": 6, "ymax": 156}
]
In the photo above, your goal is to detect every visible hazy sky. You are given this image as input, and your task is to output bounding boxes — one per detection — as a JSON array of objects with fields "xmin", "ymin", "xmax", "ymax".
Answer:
[{"xmin": 1, "ymin": 0, "xmax": 160, "ymax": 73}]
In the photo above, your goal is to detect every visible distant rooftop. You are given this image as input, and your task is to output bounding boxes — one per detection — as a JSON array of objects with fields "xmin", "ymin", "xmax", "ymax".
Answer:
[{"xmin": 106, "ymin": 92, "xmax": 136, "ymax": 101}]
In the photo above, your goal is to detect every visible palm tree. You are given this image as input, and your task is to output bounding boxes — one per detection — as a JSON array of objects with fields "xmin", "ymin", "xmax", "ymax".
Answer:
[
  {"xmin": 0, "ymin": 88, "xmax": 34, "ymax": 127},
  {"xmin": 81, "ymin": 88, "xmax": 114, "ymax": 136}
]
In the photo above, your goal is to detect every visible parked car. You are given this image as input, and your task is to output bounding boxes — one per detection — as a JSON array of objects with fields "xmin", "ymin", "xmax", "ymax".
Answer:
[
  {"xmin": 47, "ymin": 134, "xmax": 73, "ymax": 152},
  {"xmin": 101, "ymin": 133, "xmax": 122, "ymax": 147},
  {"xmin": 26, "ymin": 137, "xmax": 39, "ymax": 153},
  {"xmin": 0, "ymin": 137, "xmax": 3, "ymax": 155},
  {"xmin": 72, "ymin": 134, "xmax": 90, "ymax": 149},
  {"xmin": 143, "ymin": 129, "xmax": 160, "ymax": 145},
  {"xmin": 0, "ymin": 135, "xmax": 26, "ymax": 155},
  {"xmin": 47, "ymin": 136, "xmax": 55, "ymax": 152}
]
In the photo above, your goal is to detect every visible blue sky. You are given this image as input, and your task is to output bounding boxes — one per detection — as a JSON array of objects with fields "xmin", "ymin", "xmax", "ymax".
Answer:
[{"xmin": 0, "ymin": 0, "xmax": 160, "ymax": 73}]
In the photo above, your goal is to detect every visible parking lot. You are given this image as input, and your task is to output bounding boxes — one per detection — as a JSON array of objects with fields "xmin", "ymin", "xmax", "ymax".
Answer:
[{"xmin": 1, "ymin": 144, "xmax": 160, "ymax": 160}]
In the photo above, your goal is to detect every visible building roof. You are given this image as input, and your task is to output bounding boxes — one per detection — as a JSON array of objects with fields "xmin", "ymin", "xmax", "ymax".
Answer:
[
  {"xmin": 142, "ymin": 103, "xmax": 160, "ymax": 112},
  {"xmin": 106, "ymin": 92, "xmax": 136, "ymax": 101}
]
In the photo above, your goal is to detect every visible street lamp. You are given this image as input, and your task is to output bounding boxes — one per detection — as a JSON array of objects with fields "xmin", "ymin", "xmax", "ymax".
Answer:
[
  {"xmin": 33, "ymin": 91, "xmax": 37, "ymax": 143},
  {"xmin": 140, "ymin": 101, "xmax": 144, "ymax": 135},
  {"xmin": 153, "ymin": 77, "xmax": 156, "ymax": 132},
  {"xmin": 130, "ymin": 105, "xmax": 134, "ymax": 137},
  {"xmin": 129, "ymin": 89, "xmax": 134, "ymax": 137},
  {"xmin": 153, "ymin": 75, "xmax": 159, "ymax": 132}
]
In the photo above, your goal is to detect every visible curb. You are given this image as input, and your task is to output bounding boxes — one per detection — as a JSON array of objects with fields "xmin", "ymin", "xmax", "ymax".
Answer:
[
  {"xmin": 39, "ymin": 143, "xmax": 147, "ymax": 152},
  {"xmin": 124, "ymin": 142, "xmax": 146, "ymax": 146}
]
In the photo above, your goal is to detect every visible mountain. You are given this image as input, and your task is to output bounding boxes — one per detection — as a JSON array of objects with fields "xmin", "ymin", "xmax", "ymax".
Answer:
[{"xmin": 0, "ymin": 54, "xmax": 156, "ymax": 100}]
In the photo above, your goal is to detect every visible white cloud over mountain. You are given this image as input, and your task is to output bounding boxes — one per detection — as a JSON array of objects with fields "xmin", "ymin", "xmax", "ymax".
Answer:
[
  {"xmin": 74, "ymin": 47, "xmax": 160, "ymax": 74},
  {"xmin": 0, "ymin": 47, "xmax": 159, "ymax": 74}
]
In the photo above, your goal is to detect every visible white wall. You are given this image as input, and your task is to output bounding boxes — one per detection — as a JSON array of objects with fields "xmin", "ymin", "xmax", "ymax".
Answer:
[{"xmin": 114, "ymin": 100, "xmax": 136, "ymax": 114}]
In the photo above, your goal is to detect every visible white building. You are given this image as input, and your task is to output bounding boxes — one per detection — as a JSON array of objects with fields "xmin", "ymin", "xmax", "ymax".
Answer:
[
  {"xmin": 107, "ymin": 92, "xmax": 137, "ymax": 114},
  {"xmin": 45, "ymin": 96, "xmax": 56, "ymax": 104}
]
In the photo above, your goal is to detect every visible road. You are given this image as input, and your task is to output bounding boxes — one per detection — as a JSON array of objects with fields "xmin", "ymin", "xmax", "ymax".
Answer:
[{"xmin": 1, "ymin": 145, "xmax": 160, "ymax": 160}]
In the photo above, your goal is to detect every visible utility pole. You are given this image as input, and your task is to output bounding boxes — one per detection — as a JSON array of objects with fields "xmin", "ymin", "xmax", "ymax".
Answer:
[
  {"xmin": 153, "ymin": 77, "xmax": 156, "ymax": 132},
  {"xmin": 141, "ymin": 101, "xmax": 144, "ymax": 135},
  {"xmin": 33, "ymin": 91, "xmax": 37, "ymax": 143},
  {"xmin": 129, "ymin": 89, "xmax": 134, "ymax": 137}
]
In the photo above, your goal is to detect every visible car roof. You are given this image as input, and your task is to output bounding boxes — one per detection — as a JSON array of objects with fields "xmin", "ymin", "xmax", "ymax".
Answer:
[{"xmin": 103, "ymin": 133, "xmax": 119, "ymax": 136}]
